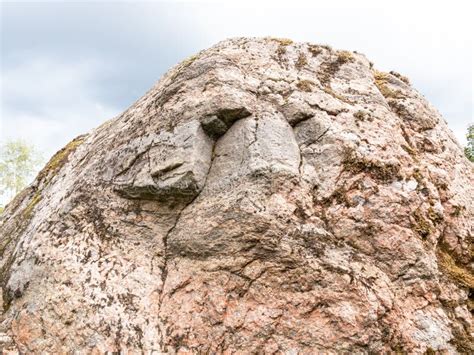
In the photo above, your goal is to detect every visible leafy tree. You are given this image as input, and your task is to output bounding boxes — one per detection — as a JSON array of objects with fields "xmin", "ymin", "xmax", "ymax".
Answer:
[
  {"xmin": 0, "ymin": 140, "xmax": 43, "ymax": 213},
  {"xmin": 465, "ymin": 124, "xmax": 474, "ymax": 162}
]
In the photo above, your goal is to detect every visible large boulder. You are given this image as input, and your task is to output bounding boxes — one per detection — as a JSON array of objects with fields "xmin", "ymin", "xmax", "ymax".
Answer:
[{"xmin": 0, "ymin": 38, "xmax": 472, "ymax": 353}]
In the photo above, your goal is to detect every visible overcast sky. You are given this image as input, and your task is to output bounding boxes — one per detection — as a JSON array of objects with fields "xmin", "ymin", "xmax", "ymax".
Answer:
[{"xmin": 1, "ymin": 0, "xmax": 472, "ymax": 160}]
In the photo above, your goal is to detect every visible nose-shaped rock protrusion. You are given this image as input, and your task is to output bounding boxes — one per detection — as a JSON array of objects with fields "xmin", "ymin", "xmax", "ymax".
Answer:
[
  {"xmin": 200, "ymin": 106, "xmax": 252, "ymax": 139},
  {"xmin": 114, "ymin": 120, "xmax": 213, "ymax": 202}
]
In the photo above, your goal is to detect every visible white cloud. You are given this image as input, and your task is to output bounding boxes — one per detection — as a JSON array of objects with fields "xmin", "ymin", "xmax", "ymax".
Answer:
[{"xmin": 1, "ymin": 57, "xmax": 119, "ymax": 157}]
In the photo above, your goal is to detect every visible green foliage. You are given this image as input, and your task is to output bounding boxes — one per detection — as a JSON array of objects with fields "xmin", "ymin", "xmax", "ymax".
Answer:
[
  {"xmin": 0, "ymin": 140, "xmax": 42, "ymax": 211},
  {"xmin": 464, "ymin": 124, "xmax": 474, "ymax": 162}
]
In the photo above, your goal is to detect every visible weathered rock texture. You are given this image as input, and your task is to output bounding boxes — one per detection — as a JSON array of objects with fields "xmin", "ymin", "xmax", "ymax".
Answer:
[{"xmin": 1, "ymin": 38, "xmax": 473, "ymax": 354}]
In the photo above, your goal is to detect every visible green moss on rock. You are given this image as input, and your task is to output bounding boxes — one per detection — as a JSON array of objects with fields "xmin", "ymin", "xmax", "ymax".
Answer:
[
  {"xmin": 437, "ymin": 250, "xmax": 474, "ymax": 289},
  {"xmin": 342, "ymin": 149, "xmax": 402, "ymax": 182},
  {"xmin": 22, "ymin": 193, "xmax": 42, "ymax": 221},
  {"xmin": 295, "ymin": 52, "xmax": 308, "ymax": 70},
  {"xmin": 373, "ymin": 70, "xmax": 406, "ymax": 99},
  {"xmin": 270, "ymin": 38, "xmax": 293, "ymax": 46},
  {"xmin": 308, "ymin": 45, "xmax": 322, "ymax": 57},
  {"xmin": 412, "ymin": 208, "xmax": 432, "ymax": 238},
  {"xmin": 37, "ymin": 135, "xmax": 86, "ymax": 185},
  {"xmin": 296, "ymin": 80, "xmax": 315, "ymax": 92}
]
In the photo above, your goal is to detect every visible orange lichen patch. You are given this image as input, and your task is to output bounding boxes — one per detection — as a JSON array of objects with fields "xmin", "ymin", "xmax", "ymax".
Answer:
[{"xmin": 11, "ymin": 310, "xmax": 45, "ymax": 347}]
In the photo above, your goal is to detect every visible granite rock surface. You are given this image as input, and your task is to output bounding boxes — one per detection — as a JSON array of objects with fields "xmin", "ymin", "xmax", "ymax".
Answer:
[{"xmin": 0, "ymin": 37, "xmax": 473, "ymax": 354}]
